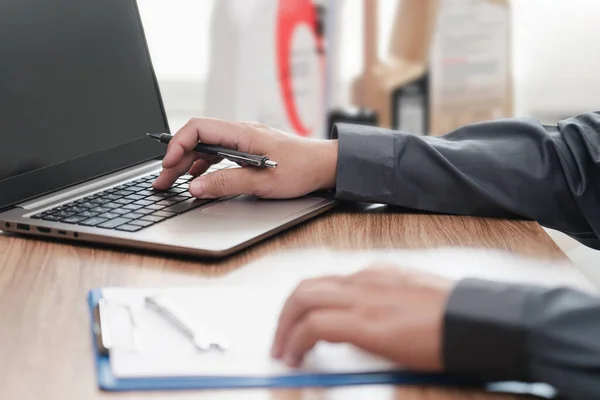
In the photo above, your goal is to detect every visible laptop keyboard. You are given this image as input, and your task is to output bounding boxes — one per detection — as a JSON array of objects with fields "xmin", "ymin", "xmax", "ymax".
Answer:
[{"xmin": 28, "ymin": 167, "xmax": 230, "ymax": 232}]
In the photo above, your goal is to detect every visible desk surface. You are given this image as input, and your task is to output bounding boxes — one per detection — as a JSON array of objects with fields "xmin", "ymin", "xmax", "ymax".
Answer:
[{"xmin": 0, "ymin": 204, "xmax": 565, "ymax": 400}]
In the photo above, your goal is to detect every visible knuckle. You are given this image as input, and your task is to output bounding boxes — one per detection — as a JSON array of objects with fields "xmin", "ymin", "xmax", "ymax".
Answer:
[
  {"xmin": 303, "ymin": 314, "xmax": 321, "ymax": 334},
  {"xmin": 293, "ymin": 289, "xmax": 312, "ymax": 309},
  {"xmin": 240, "ymin": 121, "xmax": 268, "ymax": 130},
  {"xmin": 209, "ymin": 172, "xmax": 228, "ymax": 194}
]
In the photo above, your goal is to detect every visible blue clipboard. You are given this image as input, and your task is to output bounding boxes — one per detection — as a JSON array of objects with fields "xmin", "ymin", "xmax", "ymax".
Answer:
[
  {"xmin": 88, "ymin": 289, "xmax": 556, "ymax": 397},
  {"xmin": 87, "ymin": 289, "xmax": 486, "ymax": 392}
]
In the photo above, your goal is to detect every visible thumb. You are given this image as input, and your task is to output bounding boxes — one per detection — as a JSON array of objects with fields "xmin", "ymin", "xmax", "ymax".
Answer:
[{"xmin": 189, "ymin": 168, "xmax": 260, "ymax": 199}]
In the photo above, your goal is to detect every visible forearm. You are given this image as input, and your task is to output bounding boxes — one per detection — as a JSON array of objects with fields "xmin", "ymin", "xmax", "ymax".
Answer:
[
  {"xmin": 444, "ymin": 279, "xmax": 600, "ymax": 399},
  {"xmin": 332, "ymin": 113, "xmax": 600, "ymax": 248}
]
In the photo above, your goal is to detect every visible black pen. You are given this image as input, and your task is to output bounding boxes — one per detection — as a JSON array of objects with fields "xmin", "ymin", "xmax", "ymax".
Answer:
[{"xmin": 146, "ymin": 133, "xmax": 277, "ymax": 168}]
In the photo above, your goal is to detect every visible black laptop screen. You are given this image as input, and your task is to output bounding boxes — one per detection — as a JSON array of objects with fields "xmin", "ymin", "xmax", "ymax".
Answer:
[{"xmin": 0, "ymin": 0, "xmax": 168, "ymax": 209}]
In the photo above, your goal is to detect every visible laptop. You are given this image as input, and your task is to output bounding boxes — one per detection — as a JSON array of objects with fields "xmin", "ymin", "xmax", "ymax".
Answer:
[{"xmin": 0, "ymin": 0, "xmax": 335, "ymax": 258}]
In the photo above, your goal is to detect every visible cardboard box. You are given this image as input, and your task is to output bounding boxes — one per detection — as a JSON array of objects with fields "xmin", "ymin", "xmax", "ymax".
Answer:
[{"xmin": 351, "ymin": 0, "xmax": 512, "ymax": 136}]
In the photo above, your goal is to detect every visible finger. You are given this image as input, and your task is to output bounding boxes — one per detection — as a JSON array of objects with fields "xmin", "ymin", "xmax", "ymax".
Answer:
[
  {"xmin": 188, "ymin": 167, "xmax": 262, "ymax": 199},
  {"xmin": 162, "ymin": 118, "xmax": 258, "ymax": 169},
  {"xmin": 153, "ymin": 152, "xmax": 199, "ymax": 190},
  {"xmin": 188, "ymin": 157, "xmax": 222, "ymax": 177},
  {"xmin": 271, "ymin": 277, "xmax": 353, "ymax": 359},
  {"xmin": 282, "ymin": 310, "xmax": 363, "ymax": 367}
]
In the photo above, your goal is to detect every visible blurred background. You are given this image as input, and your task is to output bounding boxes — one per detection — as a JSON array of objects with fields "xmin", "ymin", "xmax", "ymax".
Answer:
[
  {"xmin": 137, "ymin": 0, "xmax": 600, "ymax": 131},
  {"xmin": 136, "ymin": 0, "xmax": 600, "ymax": 279}
]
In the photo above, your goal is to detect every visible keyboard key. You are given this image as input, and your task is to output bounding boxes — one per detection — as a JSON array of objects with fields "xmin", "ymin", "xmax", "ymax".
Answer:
[
  {"xmin": 133, "ymin": 199, "xmax": 153, "ymax": 206},
  {"xmin": 154, "ymin": 192, "xmax": 173, "ymax": 198},
  {"xmin": 140, "ymin": 215, "xmax": 165, "ymax": 223},
  {"xmin": 152, "ymin": 210, "xmax": 176, "ymax": 218},
  {"xmin": 68, "ymin": 206, "xmax": 87, "ymax": 213},
  {"xmin": 31, "ymin": 212, "xmax": 49, "ymax": 219},
  {"xmin": 178, "ymin": 192, "xmax": 193, "ymax": 198},
  {"xmin": 137, "ymin": 190, "xmax": 156, "ymax": 196},
  {"xmin": 163, "ymin": 198, "xmax": 212, "ymax": 214},
  {"xmin": 145, "ymin": 195, "xmax": 163, "ymax": 202},
  {"xmin": 77, "ymin": 211, "xmax": 99, "ymax": 218},
  {"xmin": 80, "ymin": 217, "xmax": 108, "ymax": 227},
  {"xmin": 114, "ymin": 190, "xmax": 135, "ymax": 197},
  {"xmin": 135, "ymin": 208, "xmax": 154, "ymax": 215},
  {"xmin": 126, "ymin": 185, "xmax": 146, "ymax": 191},
  {"xmin": 53, "ymin": 210, "xmax": 75, "ymax": 218},
  {"xmin": 101, "ymin": 194, "xmax": 122, "ymax": 201},
  {"xmin": 62, "ymin": 215, "xmax": 87, "ymax": 224},
  {"xmin": 104, "ymin": 203, "xmax": 121, "ymax": 209},
  {"xmin": 125, "ymin": 194, "xmax": 145, "ymax": 201},
  {"xmin": 78, "ymin": 201, "xmax": 97, "ymax": 209},
  {"xmin": 111, "ymin": 208, "xmax": 130, "ymax": 215},
  {"xmin": 123, "ymin": 212, "xmax": 144, "ymax": 220},
  {"xmin": 114, "ymin": 198, "xmax": 133, "ymax": 205},
  {"xmin": 89, "ymin": 198, "xmax": 106, "ymax": 205},
  {"xmin": 42, "ymin": 215, "xmax": 63, "ymax": 221},
  {"xmin": 98, "ymin": 217, "xmax": 132, "ymax": 229},
  {"xmin": 123, "ymin": 204, "xmax": 143, "ymax": 211},
  {"xmin": 115, "ymin": 224, "xmax": 143, "ymax": 232},
  {"xmin": 157, "ymin": 199, "xmax": 177, "ymax": 207},
  {"xmin": 177, "ymin": 183, "xmax": 189, "ymax": 189},
  {"xmin": 170, "ymin": 196, "xmax": 188, "ymax": 202},
  {"xmin": 91, "ymin": 206, "xmax": 111, "ymax": 214},
  {"xmin": 146, "ymin": 204, "xmax": 164, "ymax": 211},
  {"xmin": 129, "ymin": 219, "xmax": 154, "ymax": 227},
  {"xmin": 99, "ymin": 212, "xmax": 120, "ymax": 220}
]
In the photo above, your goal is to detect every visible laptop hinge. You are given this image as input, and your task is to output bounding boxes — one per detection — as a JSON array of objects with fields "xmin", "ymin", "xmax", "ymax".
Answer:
[{"xmin": 17, "ymin": 160, "xmax": 161, "ymax": 211}]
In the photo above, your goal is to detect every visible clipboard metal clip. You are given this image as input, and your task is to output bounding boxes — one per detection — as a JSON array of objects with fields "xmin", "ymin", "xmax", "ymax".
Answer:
[{"xmin": 93, "ymin": 298, "xmax": 112, "ymax": 356}]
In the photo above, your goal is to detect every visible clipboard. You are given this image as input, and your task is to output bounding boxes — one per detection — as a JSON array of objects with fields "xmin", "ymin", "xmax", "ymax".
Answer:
[{"xmin": 87, "ymin": 288, "xmax": 484, "ymax": 392}]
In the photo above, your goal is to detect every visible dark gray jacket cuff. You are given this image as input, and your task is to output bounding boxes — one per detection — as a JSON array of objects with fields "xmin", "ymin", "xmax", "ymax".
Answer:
[
  {"xmin": 331, "ymin": 123, "xmax": 397, "ymax": 204},
  {"xmin": 443, "ymin": 278, "xmax": 546, "ymax": 382}
]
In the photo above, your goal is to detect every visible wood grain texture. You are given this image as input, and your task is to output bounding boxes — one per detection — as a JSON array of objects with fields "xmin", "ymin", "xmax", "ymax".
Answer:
[{"xmin": 0, "ymin": 204, "xmax": 565, "ymax": 400}]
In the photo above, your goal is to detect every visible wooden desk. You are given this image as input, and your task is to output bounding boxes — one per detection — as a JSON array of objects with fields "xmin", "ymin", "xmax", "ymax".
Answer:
[{"xmin": 0, "ymin": 205, "xmax": 565, "ymax": 400}]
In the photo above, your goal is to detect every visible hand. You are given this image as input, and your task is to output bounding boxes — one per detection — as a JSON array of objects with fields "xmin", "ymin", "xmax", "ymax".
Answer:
[
  {"xmin": 152, "ymin": 118, "xmax": 339, "ymax": 199},
  {"xmin": 271, "ymin": 266, "xmax": 455, "ymax": 372}
]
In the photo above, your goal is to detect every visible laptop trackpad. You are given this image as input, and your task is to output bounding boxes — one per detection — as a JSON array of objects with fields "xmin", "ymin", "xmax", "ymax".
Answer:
[{"xmin": 200, "ymin": 195, "xmax": 326, "ymax": 221}]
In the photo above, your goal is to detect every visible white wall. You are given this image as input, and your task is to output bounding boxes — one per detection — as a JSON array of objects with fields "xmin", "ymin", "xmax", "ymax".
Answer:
[
  {"xmin": 137, "ymin": 0, "xmax": 600, "ymax": 128},
  {"xmin": 511, "ymin": 0, "xmax": 600, "ymax": 119}
]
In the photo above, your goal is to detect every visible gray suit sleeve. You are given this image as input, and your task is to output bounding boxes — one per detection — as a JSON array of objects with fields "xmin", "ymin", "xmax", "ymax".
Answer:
[
  {"xmin": 444, "ymin": 279, "xmax": 600, "ymax": 399},
  {"xmin": 332, "ymin": 112, "xmax": 600, "ymax": 249}
]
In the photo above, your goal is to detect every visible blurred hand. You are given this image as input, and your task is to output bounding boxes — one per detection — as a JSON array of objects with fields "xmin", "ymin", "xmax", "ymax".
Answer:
[
  {"xmin": 271, "ymin": 266, "xmax": 455, "ymax": 372},
  {"xmin": 153, "ymin": 118, "xmax": 338, "ymax": 199}
]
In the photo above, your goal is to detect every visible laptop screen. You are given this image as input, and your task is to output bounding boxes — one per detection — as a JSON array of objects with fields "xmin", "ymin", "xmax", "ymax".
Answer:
[{"xmin": 0, "ymin": 0, "xmax": 168, "ymax": 210}]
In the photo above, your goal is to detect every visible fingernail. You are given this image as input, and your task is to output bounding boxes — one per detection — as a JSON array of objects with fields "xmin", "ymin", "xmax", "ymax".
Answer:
[
  {"xmin": 271, "ymin": 345, "xmax": 281, "ymax": 359},
  {"xmin": 284, "ymin": 353, "xmax": 298, "ymax": 367},
  {"xmin": 190, "ymin": 179, "xmax": 205, "ymax": 198}
]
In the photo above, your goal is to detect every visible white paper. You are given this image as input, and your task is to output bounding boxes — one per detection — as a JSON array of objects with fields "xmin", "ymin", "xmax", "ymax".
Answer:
[{"xmin": 102, "ymin": 247, "xmax": 597, "ymax": 379}]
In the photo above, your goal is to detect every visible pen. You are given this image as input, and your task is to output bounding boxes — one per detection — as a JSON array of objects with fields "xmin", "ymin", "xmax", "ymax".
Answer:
[{"xmin": 146, "ymin": 132, "xmax": 277, "ymax": 168}]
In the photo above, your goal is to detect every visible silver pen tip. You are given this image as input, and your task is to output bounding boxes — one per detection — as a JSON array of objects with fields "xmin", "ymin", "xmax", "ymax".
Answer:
[
  {"xmin": 146, "ymin": 132, "xmax": 161, "ymax": 140},
  {"xmin": 265, "ymin": 160, "xmax": 277, "ymax": 168}
]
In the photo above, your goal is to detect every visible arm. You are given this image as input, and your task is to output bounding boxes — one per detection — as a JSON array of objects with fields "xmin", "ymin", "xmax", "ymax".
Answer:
[
  {"xmin": 333, "ymin": 112, "xmax": 600, "ymax": 249},
  {"xmin": 445, "ymin": 279, "xmax": 600, "ymax": 399}
]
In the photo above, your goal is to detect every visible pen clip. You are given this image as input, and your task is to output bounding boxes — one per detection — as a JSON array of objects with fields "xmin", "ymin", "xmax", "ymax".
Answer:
[{"xmin": 217, "ymin": 152, "xmax": 262, "ymax": 167}]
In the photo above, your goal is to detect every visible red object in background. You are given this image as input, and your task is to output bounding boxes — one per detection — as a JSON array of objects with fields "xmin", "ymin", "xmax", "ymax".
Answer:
[{"xmin": 276, "ymin": 0, "xmax": 324, "ymax": 137}]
